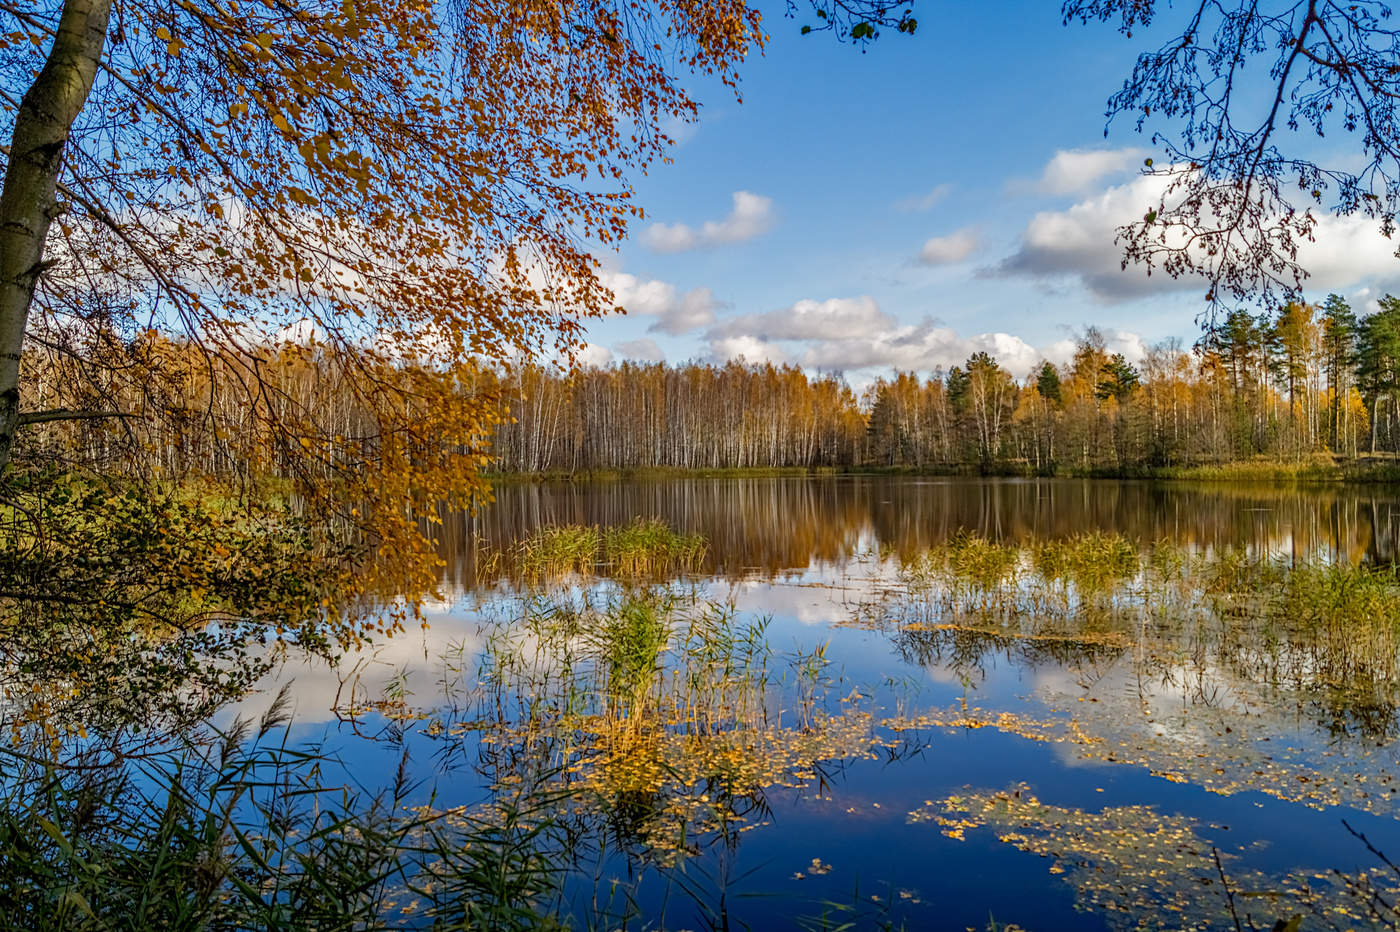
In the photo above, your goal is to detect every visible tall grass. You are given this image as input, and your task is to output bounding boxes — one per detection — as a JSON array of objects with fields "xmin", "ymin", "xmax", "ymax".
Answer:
[
  {"xmin": 0, "ymin": 689, "xmax": 569, "ymax": 931},
  {"xmin": 455, "ymin": 587, "xmax": 886, "ymax": 872}
]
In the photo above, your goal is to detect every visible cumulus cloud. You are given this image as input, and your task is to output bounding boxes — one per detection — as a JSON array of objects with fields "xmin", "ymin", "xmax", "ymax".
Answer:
[
  {"xmin": 615, "ymin": 338, "xmax": 666, "ymax": 362},
  {"xmin": 708, "ymin": 333, "xmax": 789, "ymax": 365},
  {"xmin": 1032, "ymin": 147, "xmax": 1151, "ymax": 196},
  {"xmin": 993, "ymin": 170, "xmax": 1400, "ymax": 302},
  {"xmin": 918, "ymin": 228, "xmax": 979, "ymax": 265},
  {"xmin": 576, "ymin": 342, "xmax": 614, "ymax": 367},
  {"xmin": 703, "ymin": 295, "xmax": 1143, "ymax": 380},
  {"xmin": 707, "ymin": 296, "xmax": 896, "ymax": 342},
  {"xmin": 601, "ymin": 269, "xmax": 721, "ymax": 334},
  {"xmin": 895, "ymin": 183, "xmax": 953, "ymax": 212},
  {"xmin": 1039, "ymin": 328, "xmax": 1148, "ymax": 367},
  {"xmin": 642, "ymin": 191, "xmax": 775, "ymax": 252}
]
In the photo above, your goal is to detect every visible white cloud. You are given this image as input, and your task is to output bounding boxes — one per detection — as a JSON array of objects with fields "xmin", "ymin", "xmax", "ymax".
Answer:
[
  {"xmin": 895, "ymin": 183, "xmax": 953, "ymax": 212},
  {"xmin": 791, "ymin": 324, "xmax": 1044, "ymax": 378},
  {"xmin": 1040, "ymin": 329, "xmax": 1147, "ymax": 367},
  {"xmin": 918, "ymin": 228, "xmax": 979, "ymax": 266},
  {"xmin": 642, "ymin": 191, "xmax": 775, "ymax": 252},
  {"xmin": 707, "ymin": 296, "xmax": 896, "ymax": 342},
  {"xmin": 708, "ymin": 333, "xmax": 789, "ymax": 365},
  {"xmin": 994, "ymin": 170, "xmax": 1400, "ymax": 302},
  {"xmin": 600, "ymin": 269, "xmax": 721, "ymax": 334},
  {"xmin": 577, "ymin": 342, "xmax": 613, "ymax": 367},
  {"xmin": 616, "ymin": 338, "xmax": 665, "ymax": 362},
  {"xmin": 994, "ymin": 172, "xmax": 1196, "ymax": 300},
  {"xmin": 1033, "ymin": 147, "xmax": 1151, "ymax": 196},
  {"xmin": 1292, "ymin": 212, "xmax": 1400, "ymax": 292},
  {"xmin": 703, "ymin": 295, "xmax": 1144, "ymax": 380}
]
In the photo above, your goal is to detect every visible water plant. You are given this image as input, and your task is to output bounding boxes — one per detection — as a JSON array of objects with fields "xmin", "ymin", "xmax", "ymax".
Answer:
[{"xmin": 510, "ymin": 518, "xmax": 706, "ymax": 582}]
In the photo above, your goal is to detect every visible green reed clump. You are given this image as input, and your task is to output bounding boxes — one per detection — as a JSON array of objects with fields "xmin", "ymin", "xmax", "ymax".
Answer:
[
  {"xmin": 595, "ymin": 590, "xmax": 672, "ymax": 710},
  {"xmin": 516, "ymin": 524, "xmax": 603, "ymax": 578},
  {"xmin": 943, "ymin": 532, "xmax": 1020, "ymax": 592},
  {"xmin": 602, "ymin": 518, "xmax": 707, "ymax": 577},
  {"xmin": 1204, "ymin": 555, "xmax": 1400, "ymax": 695},
  {"xmin": 483, "ymin": 587, "xmax": 773, "ymax": 733},
  {"xmin": 886, "ymin": 533, "xmax": 1400, "ymax": 726},
  {"xmin": 0, "ymin": 690, "xmax": 568, "ymax": 931},
  {"xmin": 512, "ymin": 519, "xmax": 706, "ymax": 581}
]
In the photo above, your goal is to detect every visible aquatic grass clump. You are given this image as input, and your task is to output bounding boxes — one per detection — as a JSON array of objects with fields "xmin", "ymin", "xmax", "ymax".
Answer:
[
  {"xmin": 594, "ymin": 590, "xmax": 672, "ymax": 713},
  {"xmin": 1030, "ymin": 532, "xmax": 1140, "ymax": 595},
  {"xmin": 0, "ymin": 691, "xmax": 570, "ymax": 931},
  {"xmin": 602, "ymin": 518, "xmax": 707, "ymax": 577},
  {"xmin": 511, "ymin": 518, "xmax": 706, "ymax": 581},
  {"xmin": 1204, "ymin": 556, "xmax": 1400, "ymax": 706},
  {"xmin": 456, "ymin": 588, "xmax": 885, "ymax": 867},
  {"xmin": 944, "ymin": 532, "xmax": 1020, "ymax": 592},
  {"xmin": 515, "ymin": 523, "xmax": 603, "ymax": 579},
  {"xmin": 881, "ymin": 533, "xmax": 1400, "ymax": 733}
]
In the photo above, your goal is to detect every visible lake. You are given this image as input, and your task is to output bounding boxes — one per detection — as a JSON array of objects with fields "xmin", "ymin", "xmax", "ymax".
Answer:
[{"xmin": 178, "ymin": 478, "xmax": 1400, "ymax": 927}]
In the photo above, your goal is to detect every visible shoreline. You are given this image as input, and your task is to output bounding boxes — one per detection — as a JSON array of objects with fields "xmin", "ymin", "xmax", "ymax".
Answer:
[{"xmin": 483, "ymin": 457, "xmax": 1400, "ymax": 485}]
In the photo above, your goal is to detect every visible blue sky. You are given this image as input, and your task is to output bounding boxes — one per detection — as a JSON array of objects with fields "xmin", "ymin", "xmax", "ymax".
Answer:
[{"xmin": 575, "ymin": 2, "xmax": 1400, "ymax": 385}]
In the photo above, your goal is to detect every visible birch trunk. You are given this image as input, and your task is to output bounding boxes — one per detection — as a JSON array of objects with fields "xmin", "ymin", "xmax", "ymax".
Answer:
[{"xmin": 0, "ymin": 0, "xmax": 111, "ymax": 471}]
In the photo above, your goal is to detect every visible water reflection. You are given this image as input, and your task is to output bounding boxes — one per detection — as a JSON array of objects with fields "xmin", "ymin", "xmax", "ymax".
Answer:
[{"xmin": 443, "ymin": 478, "xmax": 1400, "ymax": 588}]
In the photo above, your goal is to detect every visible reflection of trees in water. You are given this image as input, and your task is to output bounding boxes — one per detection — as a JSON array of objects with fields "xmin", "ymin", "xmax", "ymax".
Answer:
[
  {"xmin": 1365, "ymin": 498, "xmax": 1400, "ymax": 567},
  {"xmin": 440, "ymin": 479, "xmax": 1400, "ymax": 589}
]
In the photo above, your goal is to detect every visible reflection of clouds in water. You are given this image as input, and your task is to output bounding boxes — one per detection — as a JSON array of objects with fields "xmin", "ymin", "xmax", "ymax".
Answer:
[
  {"xmin": 714, "ymin": 556, "xmax": 902, "ymax": 627},
  {"xmin": 922, "ymin": 663, "xmax": 976, "ymax": 687},
  {"xmin": 1026, "ymin": 650, "xmax": 1268, "ymax": 749},
  {"xmin": 222, "ymin": 607, "xmax": 486, "ymax": 726}
]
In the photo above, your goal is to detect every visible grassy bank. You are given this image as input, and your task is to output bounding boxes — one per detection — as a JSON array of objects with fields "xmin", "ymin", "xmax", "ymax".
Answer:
[
  {"xmin": 486, "ymin": 455, "xmax": 1400, "ymax": 484},
  {"xmin": 1094, "ymin": 455, "xmax": 1400, "ymax": 483}
]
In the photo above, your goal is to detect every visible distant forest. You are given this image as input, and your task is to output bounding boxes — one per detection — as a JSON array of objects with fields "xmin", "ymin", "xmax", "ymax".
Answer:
[
  {"xmin": 20, "ymin": 294, "xmax": 1400, "ymax": 479},
  {"xmin": 491, "ymin": 294, "xmax": 1400, "ymax": 474}
]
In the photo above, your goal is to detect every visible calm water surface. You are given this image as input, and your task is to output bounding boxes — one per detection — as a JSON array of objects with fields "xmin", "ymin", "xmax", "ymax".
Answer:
[{"xmin": 258, "ymin": 478, "xmax": 1400, "ymax": 930}]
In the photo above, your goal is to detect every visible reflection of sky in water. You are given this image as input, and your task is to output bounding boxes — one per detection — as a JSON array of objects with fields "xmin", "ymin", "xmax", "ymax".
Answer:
[{"xmin": 228, "ymin": 479, "xmax": 1400, "ymax": 929}]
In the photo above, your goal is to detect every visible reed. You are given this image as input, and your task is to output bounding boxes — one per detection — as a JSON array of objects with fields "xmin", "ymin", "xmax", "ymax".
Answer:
[
  {"xmin": 0, "ymin": 689, "xmax": 569, "ymax": 930},
  {"xmin": 511, "ymin": 518, "xmax": 707, "ymax": 582},
  {"xmin": 881, "ymin": 532, "xmax": 1400, "ymax": 727}
]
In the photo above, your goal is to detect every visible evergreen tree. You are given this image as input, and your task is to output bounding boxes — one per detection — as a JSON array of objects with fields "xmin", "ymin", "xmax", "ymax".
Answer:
[
  {"xmin": 1035, "ymin": 362, "xmax": 1063, "ymax": 405},
  {"xmin": 1357, "ymin": 296, "xmax": 1400, "ymax": 452},
  {"xmin": 1095, "ymin": 354, "xmax": 1141, "ymax": 402},
  {"xmin": 1322, "ymin": 294, "xmax": 1359, "ymax": 452}
]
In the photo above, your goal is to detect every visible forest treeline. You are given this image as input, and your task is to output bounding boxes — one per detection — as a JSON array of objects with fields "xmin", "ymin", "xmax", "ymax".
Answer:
[
  {"xmin": 492, "ymin": 294, "xmax": 1400, "ymax": 474},
  {"xmin": 21, "ymin": 293, "xmax": 1400, "ymax": 478}
]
